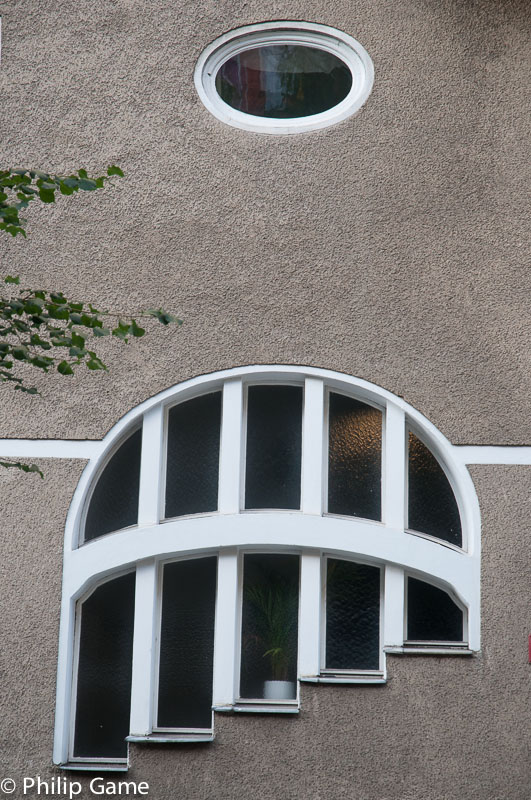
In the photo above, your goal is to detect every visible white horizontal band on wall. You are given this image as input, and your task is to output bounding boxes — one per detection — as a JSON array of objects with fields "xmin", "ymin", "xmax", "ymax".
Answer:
[
  {"xmin": 2, "ymin": 442, "xmax": 530, "ymax": 465},
  {"xmin": 0, "ymin": 440, "xmax": 102, "ymax": 459}
]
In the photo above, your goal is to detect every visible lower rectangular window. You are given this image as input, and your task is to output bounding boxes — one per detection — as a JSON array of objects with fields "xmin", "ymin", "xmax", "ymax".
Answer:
[
  {"xmin": 156, "ymin": 556, "xmax": 217, "ymax": 730},
  {"xmin": 239, "ymin": 553, "xmax": 300, "ymax": 701},
  {"xmin": 73, "ymin": 572, "xmax": 136, "ymax": 760},
  {"xmin": 324, "ymin": 558, "xmax": 381, "ymax": 671}
]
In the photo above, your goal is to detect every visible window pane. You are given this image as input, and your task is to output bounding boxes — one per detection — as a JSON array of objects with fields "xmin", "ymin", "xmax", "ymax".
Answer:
[
  {"xmin": 408, "ymin": 432, "xmax": 462, "ymax": 547},
  {"xmin": 328, "ymin": 393, "xmax": 382, "ymax": 520},
  {"xmin": 326, "ymin": 559, "xmax": 380, "ymax": 670},
  {"xmin": 245, "ymin": 386, "xmax": 302, "ymax": 510},
  {"xmin": 165, "ymin": 392, "xmax": 222, "ymax": 518},
  {"xmin": 85, "ymin": 428, "xmax": 141, "ymax": 542},
  {"xmin": 215, "ymin": 45, "xmax": 352, "ymax": 119},
  {"xmin": 73, "ymin": 572, "xmax": 135, "ymax": 759},
  {"xmin": 157, "ymin": 557, "xmax": 217, "ymax": 729},
  {"xmin": 407, "ymin": 577, "xmax": 464, "ymax": 642},
  {"xmin": 240, "ymin": 554, "xmax": 299, "ymax": 700}
]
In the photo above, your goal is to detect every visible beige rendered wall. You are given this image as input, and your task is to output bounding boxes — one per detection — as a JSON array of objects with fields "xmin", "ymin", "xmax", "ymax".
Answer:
[
  {"xmin": 0, "ymin": 0, "xmax": 530, "ymax": 798},
  {"xmin": 0, "ymin": 0, "xmax": 529, "ymax": 443},
  {"xmin": 0, "ymin": 464, "xmax": 530, "ymax": 798}
]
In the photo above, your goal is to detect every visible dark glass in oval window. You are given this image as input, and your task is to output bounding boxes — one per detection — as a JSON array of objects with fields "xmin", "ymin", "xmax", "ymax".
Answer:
[{"xmin": 215, "ymin": 45, "xmax": 353, "ymax": 118}]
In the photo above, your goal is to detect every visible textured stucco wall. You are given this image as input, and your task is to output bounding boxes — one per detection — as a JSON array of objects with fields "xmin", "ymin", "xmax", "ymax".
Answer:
[
  {"xmin": 0, "ymin": 461, "xmax": 86, "ymax": 780},
  {"xmin": 0, "ymin": 0, "xmax": 529, "ymax": 443},
  {"xmin": 0, "ymin": 0, "xmax": 530, "ymax": 798},
  {"xmin": 1, "ymin": 465, "xmax": 529, "ymax": 798}
]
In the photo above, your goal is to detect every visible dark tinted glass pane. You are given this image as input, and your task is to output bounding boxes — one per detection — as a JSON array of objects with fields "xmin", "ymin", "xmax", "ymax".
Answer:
[
  {"xmin": 85, "ymin": 428, "xmax": 141, "ymax": 542},
  {"xmin": 240, "ymin": 554, "xmax": 299, "ymax": 700},
  {"xmin": 245, "ymin": 386, "xmax": 302, "ymax": 510},
  {"xmin": 407, "ymin": 577, "xmax": 464, "ymax": 642},
  {"xmin": 326, "ymin": 560, "xmax": 380, "ymax": 670},
  {"xmin": 157, "ymin": 557, "xmax": 217, "ymax": 729},
  {"xmin": 165, "ymin": 392, "xmax": 222, "ymax": 518},
  {"xmin": 74, "ymin": 572, "xmax": 135, "ymax": 759},
  {"xmin": 408, "ymin": 432, "xmax": 462, "ymax": 546},
  {"xmin": 216, "ymin": 45, "xmax": 352, "ymax": 118},
  {"xmin": 328, "ymin": 393, "xmax": 382, "ymax": 520}
]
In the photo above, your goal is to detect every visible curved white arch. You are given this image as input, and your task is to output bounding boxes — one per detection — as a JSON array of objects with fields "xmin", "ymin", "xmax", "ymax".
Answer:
[
  {"xmin": 64, "ymin": 365, "xmax": 480, "ymax": 554},
  {"xmin": 55, "ymin": 365, "xmax": 481, "ymax": 768}
]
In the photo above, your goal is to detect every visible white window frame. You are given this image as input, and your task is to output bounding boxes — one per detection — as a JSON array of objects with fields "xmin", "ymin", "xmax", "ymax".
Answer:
[
  {"xmin": 319, "ymin": 554, "xmax": 385, "ymax": 680},
  {"xmin": 234, "ymin": 548, "xmax": 302, "ymax": 711},
  {"xmin": 151, "ymin": 552, "xmax": 218, "ymax": 736},
  {"xmin": 402, "ymin": 571, "xmax": 469, "ymax": 650},
  {"xmin": 54, "ymin": 365, "xmax": 481, "ymax": 768},
  {"xmin": 69, "ymin": 569, "xmax": 136, "ymax": 767},
  {"xmin": 194, "ymin": 21, "xmax": 374, "ymax": 135}
]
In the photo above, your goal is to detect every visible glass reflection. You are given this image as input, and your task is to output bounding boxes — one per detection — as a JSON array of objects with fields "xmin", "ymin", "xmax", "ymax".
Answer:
[
  {"xmin": 215, "ymin": 45, "xmax": 352, "ymax": 118},
  {"xmin": 408, "ymin": 433, "xmax": 462, "ymax": 547}
]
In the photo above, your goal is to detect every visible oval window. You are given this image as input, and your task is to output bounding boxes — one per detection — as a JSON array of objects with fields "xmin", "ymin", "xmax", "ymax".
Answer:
[
  {"xmin": 195, "ymin": 22, "xmax": 374, "ymax": 134},
  {"xmin": 215, "ymin": 45, "xmax": 353, "ymax": 119}
]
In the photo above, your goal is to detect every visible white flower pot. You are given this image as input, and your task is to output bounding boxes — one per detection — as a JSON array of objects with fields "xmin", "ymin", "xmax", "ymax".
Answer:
[{"xmin": 263, "ymin": 680, "xmax": 296, "ymax": 700}]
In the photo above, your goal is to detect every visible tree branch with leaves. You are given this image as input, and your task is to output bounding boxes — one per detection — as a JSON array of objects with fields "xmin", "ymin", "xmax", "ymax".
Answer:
[
  {"xmin": 0, "ymin": 165, "xmax": 124, "ymax": 237},
  {"xmin": 0, "ymin": 165, "xmax": 181, "ymax": 476}
]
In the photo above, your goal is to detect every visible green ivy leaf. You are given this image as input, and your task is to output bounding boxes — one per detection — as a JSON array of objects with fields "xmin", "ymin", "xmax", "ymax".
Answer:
[
  {"xmin": 38, "ymin": 187, "xmax": 55, "ymax": 203},
  {"xmin": 107, "ymin": 165, "xmax": 124, "ymax": 177},
  {"xmin": 78, "ymin": 179, "xmax": 98, "ymax": 191},
  {"xmin": 4, "ymin": 276, "xmax": 20, "ymax": 285},
  {"xmin": 145, "ymin": 309, "xmax": 182, "ymax": 326},
  {"xmin": 130, "ymin": 320, "xmax": 145, "ymax": 337},
  {"xmin": 57, "ymin": 360, "xmax": 74, "ymax": 375}
]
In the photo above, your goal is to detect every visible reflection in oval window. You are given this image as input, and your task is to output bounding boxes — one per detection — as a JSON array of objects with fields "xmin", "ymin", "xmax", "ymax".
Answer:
[{"xmin": 215, "ymin": 45, "xmax": 353, "ymax": 119}]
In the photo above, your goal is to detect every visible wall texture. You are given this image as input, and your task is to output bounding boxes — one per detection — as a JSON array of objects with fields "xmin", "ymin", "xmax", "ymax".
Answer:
[
  {"xmin": 0, "ymin": 1, "xmax": 530, "ymax": 798},
  {"xmin": 1, "ymin": 465, "xmax": 530, "ymax": 798},
  {"xmin": 0, "ymin": 0, "xmax": 529, "ymax": 443}
]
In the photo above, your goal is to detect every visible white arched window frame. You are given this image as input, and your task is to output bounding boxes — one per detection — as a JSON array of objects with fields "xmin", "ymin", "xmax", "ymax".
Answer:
[{"xmin": 54, "ymin": 365, "xmax": 480, "ymax": 768}]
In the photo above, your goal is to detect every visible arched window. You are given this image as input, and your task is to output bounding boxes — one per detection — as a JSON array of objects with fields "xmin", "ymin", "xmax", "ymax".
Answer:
[{"xmin": 54, "ymin": 366, "xmax": 480, "ymax": 770}]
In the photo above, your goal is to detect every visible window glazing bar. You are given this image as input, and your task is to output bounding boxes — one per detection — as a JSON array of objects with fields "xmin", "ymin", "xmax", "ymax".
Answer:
[
  {"xmin": 218, "ymin": 380, "xmax": 243, "ymax": 513},
  {"xmin": 129, "ymin": 559, "xmax": 157, "ymax": 736},
  {"xmin": 212, "ymin": 548, "xmax": 239, "ymax": 707},
  {"xmin": 383, "ymin": 404, "xmax": 406, "ymax": 529},
  {"xmin": 383, "ymin": 564, "xmax": 404, "ymax": 647},
  {"xmin": 301, "ymin": 378, "xmax": 324, "ymax": 515},
  {"xmin": 298, "ymin": 552, "xmax": 321, "ymax": 676},
  {"xmin": 138, "ymin": 405, "xmax": 164, "ymax": 526}
]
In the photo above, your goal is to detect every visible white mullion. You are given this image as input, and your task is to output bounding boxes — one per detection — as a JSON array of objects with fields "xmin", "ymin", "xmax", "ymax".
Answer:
[
  {"xmin": 298, "ymin": 552, "xmax": 322, "ymax": 677},
  {"xmin": 218, "ymin": 379, "xmax": 243, "ymax": 514},
  {"xmin": 383, "ymin": 403, "xmax": 406, "ymax": 529},
  {"xmin": 138, "ymin": 405, "xmax": 164, "ymax": 526},
  {"xmin": 383, "ymin": 564, "xmax": 405, "ymax": 647},
  {"xmin": 53, "ymin": 597, "xmax": 76, "ymax": 764},
  {"xmin": 129, "ymin": 559, "xmax": 158, "ymax": 735},
  {"xmin": 212, "ymin": 548, "xmax": 239, "ymax": 707},
  {"xmin": 301, "ymin": 377, "xmax": 324, "ymax": 515}
]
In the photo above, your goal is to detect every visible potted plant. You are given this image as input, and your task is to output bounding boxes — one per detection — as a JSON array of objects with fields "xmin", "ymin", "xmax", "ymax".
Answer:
[{"xmin": 244, "ymin": 573, "xmax": 298, "ymax": 700}]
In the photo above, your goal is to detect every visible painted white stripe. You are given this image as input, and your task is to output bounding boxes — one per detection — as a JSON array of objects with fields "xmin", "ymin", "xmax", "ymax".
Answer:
[
  {"xmin": 3, "ymin": 439, "xmax": 529, "ymax": 466},
  {"xmin": 0, "ymin": 440, "xmax": 101, "ymax": 459},
  {"xmin": 457, "ymin": 446, "xmax": 531, "ymax": 465}
]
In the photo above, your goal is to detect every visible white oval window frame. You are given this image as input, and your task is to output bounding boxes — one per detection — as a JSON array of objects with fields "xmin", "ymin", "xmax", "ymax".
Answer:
[{"xmin": 194, "ymin": 21, "xmax": 375, "ymax": 135}]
